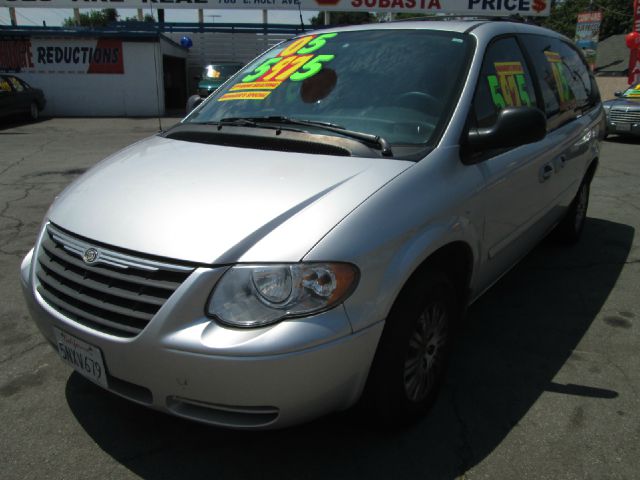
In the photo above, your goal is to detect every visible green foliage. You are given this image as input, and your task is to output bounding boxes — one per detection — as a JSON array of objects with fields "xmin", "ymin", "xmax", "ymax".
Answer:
[
  {"xmin": 62, "ymin": 8, "xmax": 119, "ymax": 27},
  {"xmin": 309, "ymin": 12, "xmax": 375, "ymax": 27},
  {"xmin": 540, "ymin": 0, "xmax": 633, "ymax": 40}
]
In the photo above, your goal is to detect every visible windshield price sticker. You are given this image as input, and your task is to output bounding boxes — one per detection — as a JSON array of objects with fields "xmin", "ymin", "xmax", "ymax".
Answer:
[
  {"xmin": 218, "ymin": 33, "xmax": 337, "ymax": 102},
  {"xmin": 54, "ymin": 327, "xmax": 108, "ymax": 388},
  {"xmin": 488, "ymin": 61, "xmax": 532, "ymax": 108},
  {"xmin": 544, "ymin": 51, "xmax": 574, "ymax": 105}
]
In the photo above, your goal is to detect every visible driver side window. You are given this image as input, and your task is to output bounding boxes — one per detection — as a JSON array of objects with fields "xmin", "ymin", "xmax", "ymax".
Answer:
[{"xmin": 473, "ymin": 37, "xmax": 537, "ymax": 128}]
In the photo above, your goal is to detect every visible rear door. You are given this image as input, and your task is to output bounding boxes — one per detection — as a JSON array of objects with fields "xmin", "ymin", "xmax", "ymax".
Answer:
[
  {"xmin": 6, "ymin": 76, "xmax": 31, "ymax": 114},
  {"xmin": 518, "ymin": 34, "xmax": 601, "ymax": 214},
  {"xmin": 0, "ymin": 76, "xmax": 17, "ymax": 116}
]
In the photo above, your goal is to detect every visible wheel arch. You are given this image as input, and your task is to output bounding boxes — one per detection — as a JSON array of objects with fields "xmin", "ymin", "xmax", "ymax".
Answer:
[
  {"xmin": 388, "ymin": 240, "xmax": 474, "ymax": 321},
  {"xmin": 585, "ymin": 156, "xmax": 599, "ymax": 185},
  {"xmin": 407, "ymin": 240, "xmax": 473, "ymax": 297}
]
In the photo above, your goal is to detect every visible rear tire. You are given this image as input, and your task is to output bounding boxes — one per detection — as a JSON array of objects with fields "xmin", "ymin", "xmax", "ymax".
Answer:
[
  {"xmin": 360, "ymin": 269, "xmax": 459, "ymax": 426},
  {"xmin": 555, "ymin": 179, "xmax": 590, "ymax": 244},
  {"xmin": 29, "ymin": 102, "xmax": 39, "ymax": 121}
]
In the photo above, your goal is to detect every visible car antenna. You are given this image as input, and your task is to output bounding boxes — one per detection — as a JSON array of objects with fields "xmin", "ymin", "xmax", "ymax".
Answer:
[
  {"xmin": 298, "ymin": 3, "xmax": 305, "ymax": 32},
  {"xmin": 150, "ymin": 3, "xmax": 163, "ymax": 132}
]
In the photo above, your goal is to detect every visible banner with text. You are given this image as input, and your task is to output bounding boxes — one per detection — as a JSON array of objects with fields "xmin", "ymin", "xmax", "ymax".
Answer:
[
  {"xmin": 575, "ymin": 11, "xmax": 602, "ymax": 71},
  {"xmin": 630, "ymin": 0, "xmax": 640, "ymax": 85},
  {"xmin": 0, "ymin": 38, "xmax": 124, "ymax": 74},
  {"xmin": 0, "ymin": 0, "xmax": 550, "ymax": 16}
]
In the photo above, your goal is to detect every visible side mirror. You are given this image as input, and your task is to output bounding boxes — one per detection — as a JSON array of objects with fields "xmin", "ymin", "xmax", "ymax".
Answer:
[
  {"xmin": 614, "ymin": 91, "xmax": 623, "ymax": 97},
  {"xmin": 467, "ymin": 107, "xmax": 546, "ymax": 152}
]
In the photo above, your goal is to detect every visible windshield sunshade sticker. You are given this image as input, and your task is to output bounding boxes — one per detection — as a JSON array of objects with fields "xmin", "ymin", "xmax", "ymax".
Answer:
[
  {"xmin": 218, "ymin": 91, "xmax": 272, "ymax": 102},
  {"xmin": 488, "ymin": 61, "xmax": 532, "ymax": 108},
  {"xmin": 230, "ymin": 81, "xmax": 283, "ymax": 91},
  {"xmin": 218, "ymin": 33, "xmax": 338, "ymax": 102},
  {"xmin": 544, "ymin": 51, "xmax": 574, "ymax": 105},
  {"xmin": 626, "ymin": 84, "xmax": 640, "ymax": 97}
]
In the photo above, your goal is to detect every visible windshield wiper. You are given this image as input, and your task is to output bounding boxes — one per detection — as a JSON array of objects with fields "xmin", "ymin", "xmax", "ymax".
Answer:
[{"xmin": 216, "ymin": 116, "xmax": 394, "ymax": 157}]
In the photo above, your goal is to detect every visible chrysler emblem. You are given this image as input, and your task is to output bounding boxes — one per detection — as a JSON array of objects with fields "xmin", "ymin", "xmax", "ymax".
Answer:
[{"xmin": 82, "ymin": 248, "xmax": 99, "ymax": 264}]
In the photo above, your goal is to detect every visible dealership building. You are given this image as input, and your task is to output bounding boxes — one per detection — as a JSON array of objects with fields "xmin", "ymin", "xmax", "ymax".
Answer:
[
  {"xmin": 0, "ymin": 0, "xmax": 556, "ymax": 116},
  {"xmin": 0, "ymin": 22, "xmax": 305, "ymax": 116},
  {"xmin": 0, "ymin": 28, "xmax": 190, "ymax": 116}
]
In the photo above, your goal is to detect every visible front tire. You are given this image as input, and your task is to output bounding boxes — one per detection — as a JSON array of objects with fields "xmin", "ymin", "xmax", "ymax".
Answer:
[
  {"xmin": 361, "ymin": 270, "xmax": 459, "ymax": 426},
  {"xmin": 29, "ymin": 102, "xmax": 39, "ymax": 121}
]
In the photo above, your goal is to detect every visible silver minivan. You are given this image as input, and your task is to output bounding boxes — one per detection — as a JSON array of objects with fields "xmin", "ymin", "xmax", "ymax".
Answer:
[{"xmin": 20, "ymin": 20, "xmax": 603, "ymax": 429}]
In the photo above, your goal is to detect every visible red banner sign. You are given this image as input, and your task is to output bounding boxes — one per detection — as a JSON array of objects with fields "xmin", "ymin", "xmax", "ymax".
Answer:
[{"xmin": 0, "ymin": 38, "xmax": 124, "ymax": 75}]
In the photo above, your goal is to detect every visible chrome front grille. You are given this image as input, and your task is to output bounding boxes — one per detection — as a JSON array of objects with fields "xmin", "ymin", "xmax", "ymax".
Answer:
[
  {"xmin": 609, "ymin": 109, "xmax": 640, "ymax": 124},
  {"xmin": 35, "ymin": 223, "xmax": 196, "ymax": 337}
]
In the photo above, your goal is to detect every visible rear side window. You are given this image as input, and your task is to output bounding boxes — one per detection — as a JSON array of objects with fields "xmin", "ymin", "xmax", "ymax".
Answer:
[
  {"xmin": 8, "ymin": 76, "xmax": 24, "ymax": 92},
  {"xmin": 472, "ymin": 37, "xmax": 537, "ymax": 128},
  {"xmin": 0, "ymin": 77, "xmax": 12, "ymax": 94},
  {"xmin": 520, "ymin": 35, "xmax": 599, "ymax": 130}
]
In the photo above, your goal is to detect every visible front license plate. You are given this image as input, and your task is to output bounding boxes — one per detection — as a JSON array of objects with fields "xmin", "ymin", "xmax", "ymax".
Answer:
[
  {"xmin": 54, "ymin": 328, "xmax": 108, "ymax": 388},
  {"xmin": 616, "ymin": 123, "xmax": 631, "ymax": 132}
]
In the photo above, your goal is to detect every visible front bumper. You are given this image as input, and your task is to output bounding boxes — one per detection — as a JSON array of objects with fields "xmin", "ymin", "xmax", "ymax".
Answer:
[
  {"xmin": 605, "ymin": 117, "xmax": 640, "ymax": 136},
  {"xmin": 20, "ymin": 248, "xmax": 382, "ymax": 429}
]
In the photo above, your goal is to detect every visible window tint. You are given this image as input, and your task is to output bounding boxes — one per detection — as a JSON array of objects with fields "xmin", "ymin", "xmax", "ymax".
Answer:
[
  {"xmin": 520, "ymin": 35, "xmax": 599, "ymax": 130},
  {"xmin": 0, "ymin": 77, "xmax": 12, "ymax": 94},
  {"xmin": 473, "ymin": 37, "xmax": 537, "ymax": 128},
  {"xmin": 8, "ymin": 76, "xmax": 24, "ymax": 92}
]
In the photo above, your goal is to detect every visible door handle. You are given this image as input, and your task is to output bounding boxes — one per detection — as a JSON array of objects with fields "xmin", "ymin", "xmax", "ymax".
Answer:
[
  {"xmin": 540, "ymin": 163, "xmax": 554, "ymax": 182},
  {"xmin": 555, "ymin": 155, "xmax": 567, "ymax": 170}
]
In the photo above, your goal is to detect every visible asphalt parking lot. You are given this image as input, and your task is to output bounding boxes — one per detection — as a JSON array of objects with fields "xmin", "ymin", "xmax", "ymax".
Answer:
[{"xmin": 1, "ymin": 117, "xmax": 639, "ymax": 480}]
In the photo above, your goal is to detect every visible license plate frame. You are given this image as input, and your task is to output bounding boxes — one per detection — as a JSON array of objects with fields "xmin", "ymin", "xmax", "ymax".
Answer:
[
  {"xmin": 54, "ymin": 328, "xmax": 108, "ymax": 388},
  {"xmin": 616, "ymin": 123, "xmax": 632, "ymax": 132}
]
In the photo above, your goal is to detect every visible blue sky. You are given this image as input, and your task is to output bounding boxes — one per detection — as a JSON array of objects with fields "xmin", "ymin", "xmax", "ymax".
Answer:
[{"xmin": 0, "ymin": 7, "xmax": 318, "ymax": 26}]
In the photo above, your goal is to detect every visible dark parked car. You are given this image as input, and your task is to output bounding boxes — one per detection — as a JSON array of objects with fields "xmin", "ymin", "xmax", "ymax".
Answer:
[
  {"xmin": 186, "ymin": 62, "xmax": 243, "ymax": 113},
  {"xmin": 603, "ymin": 84, "xmax": 640, "ymax": 138},
  {"xmin": 0, "ymin": 75, "xmax": 46, "ymax": 121}
]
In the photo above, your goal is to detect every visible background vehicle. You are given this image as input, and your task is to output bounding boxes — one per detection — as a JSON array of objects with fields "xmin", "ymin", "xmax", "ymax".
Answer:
[
  {"xmin": 0, "ymin": 74, "xmax": 46, "ymax": 121},
  {"xmin": 21, "ymin": 21, "xmax": 602, "ymax": 430},
  {"xmin": 603, "ymin": 84, "xmax": 640, "ymax": 138},
  {"xmin": 186, "ymin": 62, "xmax": 243, "ymax": 113}
]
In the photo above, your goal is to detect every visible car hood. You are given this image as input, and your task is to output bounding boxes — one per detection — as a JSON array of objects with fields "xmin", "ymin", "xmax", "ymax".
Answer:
[
  {"xmin": 48, "ymin": 135, "xmax": 413, "ymax": 264},
  {"xmin": 603, "ymin": 98, "xmax": 640, "ymax": 109}
]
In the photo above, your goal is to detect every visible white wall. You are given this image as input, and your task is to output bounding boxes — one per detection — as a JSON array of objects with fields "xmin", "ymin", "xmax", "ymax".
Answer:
[{"xmin": 18, "ymin": 38, "xmax": 178, "ymax": 116}]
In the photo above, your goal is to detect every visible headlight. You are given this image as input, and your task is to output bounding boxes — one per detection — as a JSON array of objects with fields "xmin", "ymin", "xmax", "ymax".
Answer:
[{"xmin": 207, "ymin": 263, "xmax": 359, "ymax": 328}]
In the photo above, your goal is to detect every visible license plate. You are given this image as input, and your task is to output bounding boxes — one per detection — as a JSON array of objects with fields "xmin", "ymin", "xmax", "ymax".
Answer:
[
  {"xmin": 616, "ymin": 123, "xmax": 631, "ymax": 132},
  {"xmin": 54, "ymin": 328, "xmax": 108, "ymax": 388}
]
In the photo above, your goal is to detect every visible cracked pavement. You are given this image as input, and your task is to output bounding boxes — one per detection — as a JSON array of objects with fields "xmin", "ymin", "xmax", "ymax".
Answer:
[{"xmin": 0, "ymin": 118, "xmax": 638, "ymax": 480}]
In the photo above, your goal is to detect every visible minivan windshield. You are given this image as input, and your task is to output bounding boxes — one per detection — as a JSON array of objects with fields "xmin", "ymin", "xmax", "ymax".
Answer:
[{"xmin": 186, "ymin": 30, "xmax": 472, "ymax": 146}]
